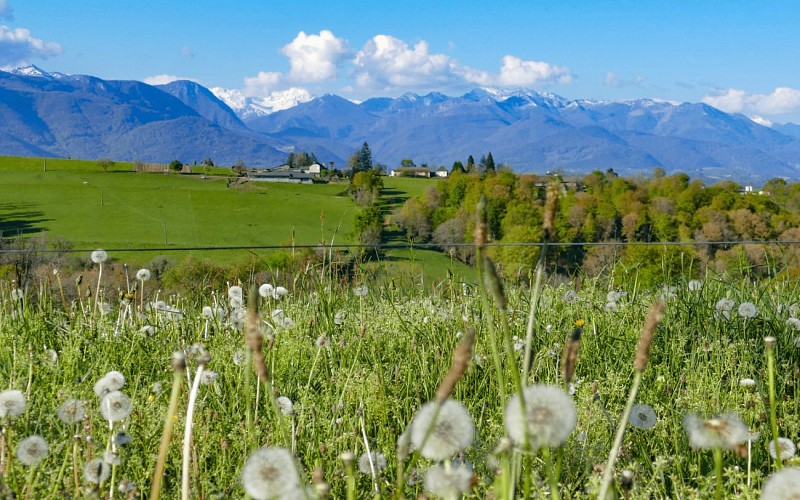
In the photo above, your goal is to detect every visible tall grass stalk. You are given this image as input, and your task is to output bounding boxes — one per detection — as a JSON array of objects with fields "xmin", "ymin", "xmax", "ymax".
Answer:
[
  {"xmin": 181, "ymin": 355, "xmax": 208, "ymax": 500},
  {"xmin": 765, "ymin": 336, "xmax": 782, "ymax": 470},
  {"xmin": 150, "ymin": 352, "xmax": 185, "ymax": 500}
]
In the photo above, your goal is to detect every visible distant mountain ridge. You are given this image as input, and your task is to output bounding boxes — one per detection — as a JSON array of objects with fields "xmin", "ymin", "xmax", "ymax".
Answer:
[{"xmin": 2, "ymin": 65, "xmax": 800, "ymax": 183}]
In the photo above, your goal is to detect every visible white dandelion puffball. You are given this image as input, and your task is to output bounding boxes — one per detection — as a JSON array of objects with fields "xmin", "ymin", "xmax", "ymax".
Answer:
[
  {"xmin": 228, "ymin": 285, "xmax": 243, "ymax": 301},
  {"xmin": 424, "ymin": 462, "xmax": 473, "ymax": 498},
  {"xmin": 273, "ymin": 286, "xmax": 288, "ymax": 299},
  {"xmin": 94, "ymin": 371, "xmax": 126, "ymax": 397},
  {"xmin": 504, "ymin": 384, "xmax": 577, "ymax": 448},
  {"xmin": 410, "ymin": 399, "xmax": 475, "ymax": 461},
  {"xmin": 276, "ymin": 396, "xmax": 294, "ymax": 416},
  {"xmin": 738, "ymin": 301, "xmax": 757, "ymax": 318},
  {"xmin": 629, "ymin": 404, "xmax": 657, "ymax": 430},
  {"xmin": 353, "ymin": 285, "xmax": 368, "ymax": 297},
  {"xmin": 358, "ymin": 451, "xmax": 387, "ymax": 474},
  {"xmin": 762, "ymin": 467, "xmax": 800, "ymax": 499},
  {"xmin": 241, "ymin": 447, "xmax": 300, "ymax": 500},
  {"xmin": 84, "ymin": 458, "xmax": 112, "ymax": 484},
  {"xmin": 16, "ymin": 435, "xmax": 49, "ymax": 466},
  {"xmin": 91, "ymin": 249, "xmax": 108, "ymax": 264},
  {"xmin": 739, "ymin": 378, "xmax": 757, "ymax": 388},
  {"xmin": 0, "ymin": 389, "xmax": 26, "ymax": 419},
  {"xmin": 688, "ymin": 279, "xmax": 703, "ymax": 291},
  {"xmin": 200, "ymin": 370, "xmax": 218, "ymax": 385},
  {"xmin": 136, "ymin": 268, "xmax": 151, "ymax": 281},
  {"xmin": 100, "ymin": 391, "xmax": 132, "ymax": 422},
  {"xmin": 769, "ymin": 437, "xmax": 797, "ymax": 461},
  {"xmin": 716, "ymin": 298, "xmax": 735, "ymax": 313},
  {"xmin": 787, "ymin": 317, "xmax": 800, "ymax": 332},
  {"xmin": 683, "ymin": 413, "xmax": 749, "ymax": 450},
  {"xmin": 103, "ymin": 449, "xmax": 122, "ymax": 466},
  {"xmin": 259, "ymin": 283, "xmax": 274, "ymax": 298},
  {"xmin": 57, "ymin": 398, "xmax": 87, "ymax": 424}
]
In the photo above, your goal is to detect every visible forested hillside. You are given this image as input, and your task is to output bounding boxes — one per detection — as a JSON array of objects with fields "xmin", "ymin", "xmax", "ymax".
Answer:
[{"xmin": 392, "ymin": 168, "xmax": 800, "ymax": 283}]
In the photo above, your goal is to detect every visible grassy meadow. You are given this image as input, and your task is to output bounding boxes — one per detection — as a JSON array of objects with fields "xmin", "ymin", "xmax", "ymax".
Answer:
[
  {"xmin": 0, "ymin": 156, "xmax": 471, "ymax": 282},
  {"xmin": 0, "ymin": 244, "xmax": 799, "ymax": 498}
]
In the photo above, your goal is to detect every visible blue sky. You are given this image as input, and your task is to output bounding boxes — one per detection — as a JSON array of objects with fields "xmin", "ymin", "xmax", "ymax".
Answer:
[{"xmin": 3, "ymin": 0, "xmax": 800, "ymax": 123}]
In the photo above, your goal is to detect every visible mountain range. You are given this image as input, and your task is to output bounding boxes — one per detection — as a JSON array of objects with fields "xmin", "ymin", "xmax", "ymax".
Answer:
[{"xmin": 2, "ymin": 65, "xmax": 800, "ymax": 183}]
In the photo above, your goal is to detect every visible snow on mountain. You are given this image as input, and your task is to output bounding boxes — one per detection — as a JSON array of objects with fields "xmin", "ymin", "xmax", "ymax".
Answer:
[
  {"xmin": 9, "ymin": 64, "xmax": 66, "ymax": 79},
  {"xmin": 210, "ymin": 87, "xmax": 313, "ymax": 120}
]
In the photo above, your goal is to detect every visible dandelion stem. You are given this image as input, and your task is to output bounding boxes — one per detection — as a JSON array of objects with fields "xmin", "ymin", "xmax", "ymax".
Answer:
[
  {"xmin": 765, "ymin": 336, "xmax": 782, "ymax": 470},
  {"xmin": 713, "ymin": 447, "xmax": 723, "ymax": 500},
  {"xmin": 522, "ymin": 245, "xmax": 547, "ymax": 379},
  {"xmin": 542, "ymin": 446, "xmax": 560, "ymax": 500},
  {"xmin": 150, "ymin": 355, "xmax": 185, "ymax": 500},
  {"xmin": 598, "ymin": 371, "xmax": 642, "ymax": 500},
  {"xmin": 182, "ymin": 363, "xmax": 205, "ymax": 500}
]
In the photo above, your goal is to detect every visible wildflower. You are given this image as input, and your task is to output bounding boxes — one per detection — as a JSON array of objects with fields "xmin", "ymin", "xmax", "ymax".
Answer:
[
  {"xmin": 688, "ymin": 279, "xmax": 703, "ymax": 291},
  {"xmin": 276, "ymin": 396, "xmax": 294, "ymax": 416},
  {"xmin": 241, "ymin": 447, "xmax": 300, "ymax": 499},
  {"xmin": 258, "ymin": 283, "xmax": 274, "ymax": 299},
  {"xmin": 787, "ymin": 318, "xmax": 800, "ymax": 331},
  {"xmin": 762, "ymin": 467, "xmax": 800, "ymax": 499},
  {"xmin": 410, "ymin": 399, "xmax": 475, "ymax": 461},
  {"xmin": 715, "ymin": 298, "xmax": 735, "ymax": 320},
  {"xmin": 504, "ymin": 384, "xmax": 577, "ymax": 448},
  {"xmin": 738, "ymin": 302, "xmax": 757, "ymax": 318},
  {"xmin": 315, "ymin": 335, "xmax": 330, "ymax": 349},
  {"xmin": 91, "ymin": 249, "xmax": 108, "ymax": 264},
  {"xmin": 136, "ymin": 268, "xmax": 151, "ymax": 281},
  {"xmin": 233, "ymin": 350, "xmax": 247, "ymax": 367},
  {"xmin": 683, "ymin": 413, "xmax": 749, "ymax": 450},
  {"xmin": 358, "ymin": 451, "xmax": 387, "ymax": 474},
  {"xmin": 769, "ymin": 437, "xmax": 797, "ymax": 461},
  {"xmin": 57, "ymin": 398, "xmax": 87, "ymax": 424},
  {"xmin": 202, "ymin": 306, "xmax": 215, "ymax": 318},
  {"xmin": 100, "ymin": 391, "xmax": 132, "ymax": 422},
  {"xmin": 103, "ymin": 449, "xmax": 122, "ymax": 466},
  {"xmin": 230, "ymin": 297, "xmax": 244, "ymax": 309},
  {"xmin": 84, "ymin": 458, "xmax": 112, "ymax": 484},
  {"xmin": 629, "ymin": 404, "xmax": 657, "ymax": 430},
  {"xmin": 424, "ymin": 462, "xmax": 473, "ymax": 498},
  {"xmin": 228, "ymin": 285, "xmax": 243, "ymax": 301},
  {"xmin": 273, "ymin": 286, "xmax": 288, "ymax": 299},
  {"xmin": 94, "ymin": 371, "xmax": 126, "ymax": 397},
  {"xmin": 739, "ymin": 378, "xmax": 757, "ymax": 389},
  {"xmin": 0, "ymin": 389, "xmax": 26, "ymax": 419},
  {"xmin": 16, "ymin": 435, "xmax": 48, "ymax": 466},
  {"xmin": 200, "ymin": 370, "xmax": 218, "ymax": 385},
  {"xmin": 353, "ymin": 285, "xmax": 368, "ymax": 297}
]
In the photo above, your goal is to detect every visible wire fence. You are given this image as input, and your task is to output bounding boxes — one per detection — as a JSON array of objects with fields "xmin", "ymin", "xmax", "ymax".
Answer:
[{"xmin": 1, "ymin": 239, "xmax": 800, "ymax": 254}]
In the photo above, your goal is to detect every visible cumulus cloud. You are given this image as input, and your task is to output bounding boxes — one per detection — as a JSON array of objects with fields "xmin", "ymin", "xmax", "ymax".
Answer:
[
  {"xmin": 0, "ymin": 25, "xmax": 61, "ymax": 67},
  {"xmin": 353, "ymin": 35, "xmax": 459, "ymax": 90},
  {"xmin": 242, "ymin": 70, "xmax": 284, "ymax": 97},
  {"xmin": 0, "ymin": 1, "xmax": 13, "ymax": 19},
  {"xmin": 143, "ymin": 74, "xmax": 197, "ymax": 85},
  {"xmin": 281, "ymin": 30, "xmax": 349, "ymax": 83},
  {"xmin": 495, "ymin": 55, "xmax": 573, "ymax": 87},
  {"xmin": 703, "ymin": 87, "xmax": 800, "ymax": 117}
]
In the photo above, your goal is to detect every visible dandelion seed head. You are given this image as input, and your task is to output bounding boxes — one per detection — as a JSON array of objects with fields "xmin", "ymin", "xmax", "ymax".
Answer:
[
  {"xmin": 739, "ymin": 378, "xmax": 757, "ymax": 388},
  {"xmin": 90, "ymin": 249, "xmax": 108, "ymax": 264},
  {"xmin": 358, "ymin": 451, "xmax": 386, "ymax": 474},
  {"xmin": 230, "ymin": 297, "xmax": 243, "ymax": 309},
  {"xmin": 0, "ymin": 389, "xmax": 26, "ymax": 419},
  {"xmin": 562, "ymin": 290, "xmax": 579, "ymax": 303},
  {"xmin": 103, "ymin": 449, "xmax": 122, "ymax": 466},
  {"xmin": 606, "ymin": 291, "xmax": 626, "ymax": 302},
  {"xmin": 424, "ymin": 462, "xmax": 473, "ymax": 498},
  {"xmin": 688, "ymin": 279, "xmax": 703, "ymax": 291},
  {"xmin": 315, "ymin": 334, "xmax": 330, "ymax": 349},
  {"xmin": 241, "ymin": 447, "xmax": 300, "ymax": 500},
  {"xmin": 16, "ymin": 435, "xmax": 48, "ymax": 466},
  {"xmin": 136, "ymin": 268, "xmax": 151, "ymax": 281},
  {"xmin": 353, "ymin": 285, "xmax": 368, "ymax": 297},
  {"xmin": 276, "ymin": 396, "xmax": 294, "ymax": 416},
  {"xmin": 228, "ymin": 286, "xmax": 243, "ymax": 301},
  {"xmin": 410, "ymin": 399, "xmax": 475, "ymax": 461},
  {"xmin": 99, "ymin": 302, "xmax": 112, "ymax": 315},
  {"xmin": 233, "ymin": 350, "xmax": 248, "ymax": 367},
  {"xmin": 629, "ymin": 404, "xmax": 657, "ymax": 430},
  {"xmin": 716, "ymin": 298, "xmax": 735, "ymax": 313},
  {"xmin": 200, "ymin": 370, "xmax": 218, "ymax": 385},
  {"xmin": 762, "ymin": 467, "xmax": 800, "ymax": 499},
  {"xmin": 83, "ymin": 458, "xmax": 111, "ymax": 484},
  {"xmin": 738, "ymin": 302, "xmax": 757, "ymax": 318},
  {"xmin": 273, "ymin": 286, "xmax": 288, "ymax": 299},
  {"xmin": 683, "ymin": 413, "xmax": 749, "ymax": 450},
  {"xmin": 787, "ymin": 318, "xmax": 800, "ymax": 332},
  {"xmin": 99, "ymin": 391, "xmax": 132, "ymax": 422},
  {"xmin": 504, "ymin": 384, "xmax": 577, "ymax": 448},
  {"xmin": 57, "ymin": 398, "xmax": 87, "ymax": 424},
  {"xmin": 769, "ymin": 437, "xmax": 797, "ymax": 461},
  {"xmin": 151, "ymin": 382, "xmax": 163, "ymax": 395},
  {"xmin": 258, "ymin": 283, "xmax": 274, "ymax": 299},
  {"xmin": 605, "ymin": 301, "xmax": 619, "ymax": 312},
  {"xmin": 94, "ymin": 371, "xmax": 125, "ymax": 397},
  {"xmin": 44, "ymin": 349, "xmax": 58, "ymax": 364},
  {"xmin": 333, "ymin": 311, "xmax": 345, "ymax": 326}
]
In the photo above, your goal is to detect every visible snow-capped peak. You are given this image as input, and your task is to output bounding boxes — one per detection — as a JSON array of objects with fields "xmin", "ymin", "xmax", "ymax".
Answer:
[
  {"xmin": 210, "ymin": 86, "xmax": 313, "ymax": 120},
  {"xmin": 9, "ymin": 65, "xmax": 66, "ymax": 79},
  {"xmin": 750, "ymin": 115, "xmax": 773, "ymax": 127}
]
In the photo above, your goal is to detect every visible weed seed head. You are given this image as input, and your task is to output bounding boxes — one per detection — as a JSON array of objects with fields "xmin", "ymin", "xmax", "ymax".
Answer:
[
  {"xmin": 411, "ymin": 399, "xmax": 475, "ymax": 461},
  {"xmin": 57, "ymin": 398, "xmax": 87, "ymax": 424},
  {"xmin": 136, "ymin": 268, "xmax": 151, "ymax": 281},
  {"xmin": 358, "ymin": 451, "xmax": 386, "ymax": 474},
  {"xmin": 629, "ymin": 404, "xmax": 657, "ymax": 430},
  {"xmin": 762, "ymin": 467, "xmax": 800, "ymax": 499},
  {"xmin": 241, "ymin": 447, "xmax": 300, "ymax": 500},
  {"xmin": 100, "ymin": 390, "xmax": 132, "ymax": 422},
  {"xmin": 769, "ymin": 437, "xmax": 797, "ymax": 461},
  {"xmin": 504, "ymin": 384, "xmax": 577, "ymax": 449},
  {"xmin": 424, "ymin": 462, "xmax": 473, "ymax": 498},
  {"xmin": 0, "ymin": 389, "xmax": 26, "ymax": 419},
  {"xmin": 16, "ymin": 435, "xmax": 49, "ymax": 466},
  {"xmin": 683, "ymin": 413, "xmax": 749, "ymax": 450},
  {"xmin": 90, "ymin": 249, "xmax": 108, "ymax": 264},
  {"xmin": 83, "ymin": 458, "xmax": 111, "ymax": 484}
]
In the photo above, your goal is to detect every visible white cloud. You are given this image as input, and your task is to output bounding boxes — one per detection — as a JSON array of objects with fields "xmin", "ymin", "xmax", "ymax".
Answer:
[
  {"xmin": 281, "ymin": 30, "xmax": 349, "ymax": 83},
  {"xmin": 703, "ymin": 87, "xmax": 800, "ymax": 117},
  {"xmin": 242, "ymin": 70, "xmax": 283, "ymax": 97},
  {"xmin": 605, "ymin": 72, "xmax": 646, "ymax": 88},
  {"xmin": 0, "ymin": 25, "xmax": 61, "ymax": 67},
  {"xmin": 0, "ymin": 1, "xmax": 12, "ymax": 19},
  {"xmin": 495, "ymin": 55, "xmax": 573, "ymax": 87},
  {"xmin": 353, "ymin": 35, "xmax": 459, "ymax": 90},
  {"xmin": 143, "ymin": 74, "xmax": 197, "ymax": 85}
]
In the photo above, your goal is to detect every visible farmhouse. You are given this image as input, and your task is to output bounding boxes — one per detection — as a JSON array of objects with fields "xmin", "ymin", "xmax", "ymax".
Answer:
[
  {"xmin": 246, "ymin": 163, "xmax": 324, "ymax": 184},
  {"xmin": 390, "ymin": 166, "xmax": 446, "ymax": 178}
]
